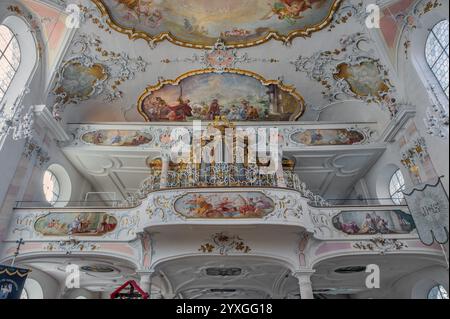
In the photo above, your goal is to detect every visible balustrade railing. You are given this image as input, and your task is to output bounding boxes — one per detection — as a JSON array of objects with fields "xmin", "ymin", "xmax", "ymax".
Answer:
[{"xmin": 122, "ymin": 163, "xmax": 329, "ymax": 207}]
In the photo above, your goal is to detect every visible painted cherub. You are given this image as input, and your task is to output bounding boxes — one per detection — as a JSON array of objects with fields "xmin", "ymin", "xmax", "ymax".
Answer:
[{"xmin": 264, "ymin": 0, "xmax": 326, "ymax": 22}]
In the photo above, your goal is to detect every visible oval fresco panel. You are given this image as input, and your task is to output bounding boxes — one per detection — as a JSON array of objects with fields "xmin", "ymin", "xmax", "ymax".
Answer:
[
  {"xmin": 34, "ymin": 212, "xmax": 118, "ymax": 236},
  {"xmin": 82, "ymin": 130, "xmax": 152, "ymax": 146},
  {"xmin": 290, "ymin": 129, "xmax": 365, "ymax": 146},
  {"xmin": 138, "ymin": 70, "xmax": 304, "ymax": 121},
  {"xmin": 174, "ymin": 192, "xmax": 275, "ymax": 218},
  {"xmin": 334, "ymin": 60, "xmax": 391, "ymax": 100},
  {"xmin": 93, "ymin": 0, "xmax": 342, "ymax": 48},
  {"xmin": 53, "ymin": 61, "xmax": 107, "ymax": 104},
  {"xmin": 332, "ymin": 210, "xmax": 416, "ymax": 235}
]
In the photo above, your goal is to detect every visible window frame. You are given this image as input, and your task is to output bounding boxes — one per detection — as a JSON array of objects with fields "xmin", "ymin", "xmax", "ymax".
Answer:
[
  {"xmin": 428, "ymin": 284, "xmax": 449, "ymax": 299},
  {"xmin": 389, "ymin": 169, "xmax": 406, "ymax": 205},
  {"xmin": 43, "ymin": 170, "xmax": 61, "ymax": 206},
  {"xmin": 0, "ymin": 24, "xmax": 21, "ymax": 103},
  {"xmin": 425, "ymin": 20, "xmax": 449, "ymax": 99}
]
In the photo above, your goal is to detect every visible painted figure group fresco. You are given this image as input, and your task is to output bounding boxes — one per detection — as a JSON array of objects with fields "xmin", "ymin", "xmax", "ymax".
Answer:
[
  {"xmin": 34, "ymin": 212, "xmax": 118, "ymax": 236},
  {"xmin": 290, "ymin": 129, "xmax": 365, "ymax": 145},
  {"xmin": 174, "ymin": 192, "xmax": 275, "ymax": 218},
  {"xmin": 332, "ymin": 210, "xmax": 416, "ymax": 235},
  {"xmin": 139, "ymin": 72, "xmax": 303, "ymax": 121},
  {"xmin": 98, "ymin": 0, "xmax": 340, "ymax": 47},
  {"xmin": 81, "ymin": 130, "xmax": 152, "ymax": 146}
]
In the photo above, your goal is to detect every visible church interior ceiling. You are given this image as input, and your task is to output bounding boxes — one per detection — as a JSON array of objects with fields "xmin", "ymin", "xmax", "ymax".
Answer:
[
  {"xmin": 91, "ymin": 0, "xmax": 343, "ymax": 48},
  {"xmin": 5, "ymin": 0, "xmax": 441, "ymax": 125}
]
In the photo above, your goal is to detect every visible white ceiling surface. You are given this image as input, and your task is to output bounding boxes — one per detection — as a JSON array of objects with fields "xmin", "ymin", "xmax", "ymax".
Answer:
[
  {"xmin": 37, "ymin": 0, "xmax": 396, "ymax": 124},
  {"xmin": 62, "ymin": 143, "xmax": 385, "ymax": 200},
  {"xmin": 32, "ymin": 0, "xmax": 392, "ymax": 198},
  {"xmin": 22, "ymin": 256, "xmax": 137, "ymax": 292},
  {"xmin": 19, "ymin": 253, "xmax": 446, "ymax": 298}
]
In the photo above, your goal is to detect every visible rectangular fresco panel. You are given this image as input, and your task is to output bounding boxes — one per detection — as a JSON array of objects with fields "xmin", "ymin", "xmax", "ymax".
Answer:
[
  {"xmin": 81, "ymin": 130, "xmax": 152, "ymax": 146},
  {"xmin": 34, "ymin": 212, "xmax": 117, "ymax": 236},
  {"xmin": 332, "ymin": 210, "xmax": 416, "ymax": 235},
  {"xmin": 290, "ymin": 129, "xmax": 365, "ymax": 145},
  {"xmin": 174, "ymin": 192, "xmax": 275, "ymax": 218}
]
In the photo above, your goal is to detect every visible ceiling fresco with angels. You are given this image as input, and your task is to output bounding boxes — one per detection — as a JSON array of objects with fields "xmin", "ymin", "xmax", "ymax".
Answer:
[
  {"xmin": 19, "ymin": 0, "xmax": 441, "ymax": 124},
  {"xmin": 92, "ymin": 0, "xmax": 342, "ymax": 48}
]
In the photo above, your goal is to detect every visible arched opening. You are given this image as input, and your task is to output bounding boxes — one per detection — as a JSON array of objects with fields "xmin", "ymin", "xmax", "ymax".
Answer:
[
  {"xmin": 43, "ymin": 164, "xmax": 72, "ymax": 207},
  {"xmin": 0, "ymin": 24, "xmax": 21, "ymax": 103},
  {"xmin": 425, "ymin": 20, "xmax": 449, "ymax": 99}
]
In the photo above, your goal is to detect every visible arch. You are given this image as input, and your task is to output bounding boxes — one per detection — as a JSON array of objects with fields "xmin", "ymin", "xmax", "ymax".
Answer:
[
  {"xmin": 151, "ymin": 254, "xmax": 299, "ymax": 299},
  {"xmin": 375, "ymin": 163, "xmax": 408, "ymax": 203},
  {"xmin": 22, "ymin": 278, "xmax": 44, "ymax": 299},
  {"xmin": 0, "ymin": 24, "xmax": 20, "ymax": 103},
  {"xmin": 425, "ymin": 20, "xmax": 449, "ymax": 99},
  {"xmin": 0, "ymin": 14, "xmax": 38, "ymax": 108},
  {"xmin": 151, "ymin": 253, "xmax": 298, "ymax": 274},
  {"xmin": 389, "ymin": 168, "xmax": 406, "ymax": 205},
  {"xmin": 43, "ymin": 164, "xmax": 72, "ymax": 207},
  {"xmin": 410, "ymin": 266, "xmax": 449, "ymax": 299},
  {"xmin": 408, "ymin": 1, "xmax": 449, "ymax": 110}
]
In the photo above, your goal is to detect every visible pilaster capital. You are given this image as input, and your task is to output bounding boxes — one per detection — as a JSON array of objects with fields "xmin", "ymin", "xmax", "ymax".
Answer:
[
  {"xmin": 136, "ymin": 269, "xmax": 155, "ymax": 277},
  {"xmin": 292, "ymin": 269, "xmax": 315, "ymax": 280}
]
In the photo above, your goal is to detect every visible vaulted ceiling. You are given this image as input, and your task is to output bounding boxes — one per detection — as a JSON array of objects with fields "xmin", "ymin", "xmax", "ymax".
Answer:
[
  {"xmin": 10, "ymin": 0, "xmax": 439, "ymax": 199},
  {"xmin": 13, "ymin": 0, "xmax": 427, "ymax": 126}
]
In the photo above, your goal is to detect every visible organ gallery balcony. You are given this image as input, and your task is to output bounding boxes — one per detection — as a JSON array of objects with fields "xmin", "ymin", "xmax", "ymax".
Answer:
[{"xmin": 122, "ymin": 159, "xmax": 329, "ymax": 208}]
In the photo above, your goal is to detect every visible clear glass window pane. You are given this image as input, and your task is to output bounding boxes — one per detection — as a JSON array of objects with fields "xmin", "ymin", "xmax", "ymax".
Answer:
[
  {"xmin": 0, "ymin": 57, "xmax": 15, "ymax": 91},
  {"xmin": 428, "ymin": 285, "xmax": 449, "ymax": 299},
  {"xmin": 426, "ymin": 20, "xmax": 449, "ymax": 99},
  {"xmin": 426, "ymin": 34, "xmax": 443, "ymax": 66},
  {"xmin": 389, "ymin": 169, "xmax": 405, "ymax": 204},
  {"xmin": 433, "ymin": 21, "xmax": 449, "ymax": 48},
  {"xmin": 0, "ymin": 25, "xmax": 13, "ymax": 52},
  {"xmin": 43, "ymin": 170, "xmax": 60, "ymax": 205},
  {"xmin": 4, "ymin": 38, "xmax": 20, "ymax": 70},
  {"xmin": 0, "ymin": 24, "xmax": 20, "ymax": 103}
]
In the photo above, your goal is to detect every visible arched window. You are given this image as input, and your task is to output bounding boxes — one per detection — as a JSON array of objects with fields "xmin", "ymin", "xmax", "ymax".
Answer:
[
  {"xmin": 425, "ymin": 20, "xmax": 449, "ymax": 98},
  {"xmin": 20, "ymin": 288, "xmax": 28, "ymax": 299},
  {"xmin": 428, "ymin": 284, "xmax": 449, "ymax": 299},
  {"xmin": 389, "ymin": 169, "xmax": 406, "ymax": 205},
  {"xmin": 43, "ymin": 170, "xmax": 61, "ymax": 206},
  {"xmin": 0, "ymin": 24, "xmax": 21, "ymax": 103}
]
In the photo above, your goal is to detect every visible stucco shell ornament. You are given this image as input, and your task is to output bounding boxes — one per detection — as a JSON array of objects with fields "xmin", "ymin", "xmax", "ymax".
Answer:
[{"xmin": 90, "ymin": 0, "xmax": 343, "ymax": 48}]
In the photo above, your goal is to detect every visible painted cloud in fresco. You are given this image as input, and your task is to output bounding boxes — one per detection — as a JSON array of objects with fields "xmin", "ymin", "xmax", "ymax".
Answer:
[
  {"xmin": 81, "ymin": 130, "xmax": 152, "ymax": 146},
  {"xmin": 174, "ymin": 192, "xmax": 275, "ymax": 218},
  {"xmin": 95, "ymin": 0, "xmax": 342, "ymax": 47}
]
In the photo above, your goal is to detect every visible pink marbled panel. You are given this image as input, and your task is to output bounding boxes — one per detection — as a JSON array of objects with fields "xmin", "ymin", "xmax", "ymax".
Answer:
[
  {"xmin": 408, "ymin": 240, "xmax": 442, "ymax": 250},
  {"xmin": 315, "ymin": 242, "xmax": 352, "ymax": 256},
  {"xmin": 380, "ymin": 0, "xmax": 415, "ymax": 48},
  {"xmin": 100, "ymin": 243, "xmax": 135, "ymax": 256}
]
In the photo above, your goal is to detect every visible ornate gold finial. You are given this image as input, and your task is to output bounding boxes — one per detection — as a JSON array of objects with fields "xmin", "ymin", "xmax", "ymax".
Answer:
[{"xmin": 210, "ymin": 115, "xmax": 235, "ymax": 131}]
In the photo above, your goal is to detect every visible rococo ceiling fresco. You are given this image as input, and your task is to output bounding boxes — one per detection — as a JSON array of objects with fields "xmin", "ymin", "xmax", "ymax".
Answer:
[
  {"xmin": 138, "ymin": 69, "xmax": 305, "ymax": 122},
  {"xmin": 91, "ymin": 0, "xmax": 343, "ymax": 48}
]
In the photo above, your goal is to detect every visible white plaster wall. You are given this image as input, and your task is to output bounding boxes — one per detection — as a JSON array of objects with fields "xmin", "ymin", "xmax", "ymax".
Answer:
[
  {"xmin": 61, "ymin": 288, "xmax": 102, "ymax": 299},
  {"xmin": 396, "ymin": 4, "xmax": 449, "ymax": 192},
  {"xmin": 352, "ymin": 265, "xmax": 449, "ymax": 299},
  {"xmin": 24, "ymin": 267, "xmax": 61, "ymax": 299}
]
